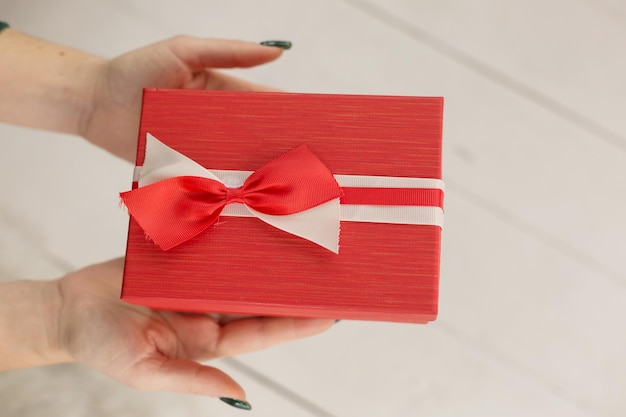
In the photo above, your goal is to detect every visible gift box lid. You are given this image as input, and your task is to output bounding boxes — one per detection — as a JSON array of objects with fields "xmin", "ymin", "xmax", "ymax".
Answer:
[{"xmin": 121, "ymin": 89, "xmax": 444, "ymax": 323}]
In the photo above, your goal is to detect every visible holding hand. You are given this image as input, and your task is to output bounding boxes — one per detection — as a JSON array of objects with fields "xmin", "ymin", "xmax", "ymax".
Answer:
[
  {"xmin": 82, "ymin": 37, "xmax": 287, "ymax": 161},
  {"xmin": 0, "ymin": 28, "xmax": 287, "ymax": 161},
  {"xmin": 55, "ymin": 259, "xmax": 333, "ymax": 408}
]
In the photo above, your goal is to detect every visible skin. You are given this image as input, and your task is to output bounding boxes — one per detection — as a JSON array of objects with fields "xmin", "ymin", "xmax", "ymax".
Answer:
[{"xmin": 0, "ymin": 28, "xmax": 334, "ymax": 401}]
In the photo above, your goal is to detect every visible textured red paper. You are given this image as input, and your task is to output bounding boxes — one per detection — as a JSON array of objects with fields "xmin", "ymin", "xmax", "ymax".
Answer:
[{"xmin": 122, "ymin": 89, "xmax": 443, "ymax": 323}]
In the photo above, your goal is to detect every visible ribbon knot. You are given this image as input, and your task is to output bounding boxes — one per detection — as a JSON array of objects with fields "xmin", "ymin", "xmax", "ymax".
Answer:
[
  {"xmin": 225, "ymin": 186, "xmax": 245, "ymax": 204},
  {"xmin": 121, "ymin": 136, "xmax": 343, "ymax": 252}
]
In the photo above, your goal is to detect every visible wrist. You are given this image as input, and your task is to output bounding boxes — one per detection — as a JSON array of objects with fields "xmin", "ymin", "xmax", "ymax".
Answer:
[
  {"xmin": 0, "ymin": 279, "xmax": 73, "ymax": 370},
  {"xmin": 40, "ymin": 279, "xmax": 75, "ymax": 365},
  {"xmin": 74, "ymin": 56, "xmax": 107, "ymax": 140},
  {"xmin": 0, "ymin": 29, "xmax": 104, "ymax": 137}
]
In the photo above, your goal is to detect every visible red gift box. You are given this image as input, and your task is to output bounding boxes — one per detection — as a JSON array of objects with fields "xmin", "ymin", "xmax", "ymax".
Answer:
[{"xmin": 121, "ymin": 89, "xmax": 444, "ymax": 323}]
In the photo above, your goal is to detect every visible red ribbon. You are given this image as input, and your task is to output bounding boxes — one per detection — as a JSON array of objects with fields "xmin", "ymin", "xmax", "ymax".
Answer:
[
  {"xmin": 340, "ymin": 187, "xmax": 444, "ymax": 207},
  {"xmin": 120, "ymin": 145, "xmax": 342, "ymax": 251}
]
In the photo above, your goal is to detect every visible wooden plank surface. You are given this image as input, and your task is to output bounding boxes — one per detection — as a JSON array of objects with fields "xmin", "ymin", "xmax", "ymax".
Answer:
[{"xmin": 1, "ymin": 0, "xmax": 624, "ymax": 415}]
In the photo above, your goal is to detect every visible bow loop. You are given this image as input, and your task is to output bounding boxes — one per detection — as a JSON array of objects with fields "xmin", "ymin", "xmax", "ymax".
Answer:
[{"xmin": 242, "ymin": 145, "xmax": 343, "ymax": 215}]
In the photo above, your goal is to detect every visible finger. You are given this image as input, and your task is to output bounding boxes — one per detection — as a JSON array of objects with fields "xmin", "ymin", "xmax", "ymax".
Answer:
[
  {"xmin": 127, "ymin": 353, "xmax": 245, "ymax": 399},
  {"xmin": 184, "ymin": 69, "xmax": 281, "ymax": 92},
  {"xmin": 166, "ymin": 36, "xmax": 284, "ymax": 70},
  {"xmin": 216, "ymin": 314, "xmax": 253, "ymax": 325},
  {"xmin": 216, "ymin": 318, "xmax": 335, "ymax": 357}
]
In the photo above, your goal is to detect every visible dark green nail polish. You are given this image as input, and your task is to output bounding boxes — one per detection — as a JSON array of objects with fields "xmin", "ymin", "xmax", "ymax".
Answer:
[
  {"xmin": 220, "ymin": 397, "xmax": 252, "ymax": 410},
  {"xmin": 335, "ymin": 320, "xmax": 342, "ymax": 323},
  {"xmin": 260, "ymin": 40, "xmax": 292, "ymax": 50}
]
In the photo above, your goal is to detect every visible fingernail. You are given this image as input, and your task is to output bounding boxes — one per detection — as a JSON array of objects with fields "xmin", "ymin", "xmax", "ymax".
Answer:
[
  {"xmin": 335, "ymin": 320, "xmax": 342, "ymax": 323},
  {"xmin": 260, "ymin": 40, "xmax": 292, "ymax": 50},
  {"xmin": 219, "ymin": 397, "xmax": 252, "ymax": 410}
]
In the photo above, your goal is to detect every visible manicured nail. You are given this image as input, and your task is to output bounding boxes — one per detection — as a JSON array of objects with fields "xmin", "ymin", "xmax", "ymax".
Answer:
[
  {"xmin": 335, "ymin": 320, "xmax": 342, "ymax": 323},
  {"xmin": 219, "ymin": 397, "xmax": 252, "ymax": 410},
  {"xmin": 260, "ymin": 40, "xmax": 292, "ymax": 50}
]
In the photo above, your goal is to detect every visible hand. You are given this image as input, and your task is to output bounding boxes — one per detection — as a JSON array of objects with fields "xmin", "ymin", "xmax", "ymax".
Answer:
[
  {"xmin": 54, "ymin": 258, "xmax": 333, "ymax": 400},
  {"xmin": 81, "ymin": 37, "xmax": 285, "ymax": 161}
]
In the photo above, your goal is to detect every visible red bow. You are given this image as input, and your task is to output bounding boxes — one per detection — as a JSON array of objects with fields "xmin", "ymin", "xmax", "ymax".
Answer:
[{"xmin": 120, "ymin": 145, "xmax": 342, "ymax": 250}]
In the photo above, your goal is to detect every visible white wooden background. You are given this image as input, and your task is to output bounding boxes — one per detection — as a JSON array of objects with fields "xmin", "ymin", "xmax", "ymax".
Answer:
[{"xmin": 1, "ymin": 1, "xmax": 625, "ymax": 416}]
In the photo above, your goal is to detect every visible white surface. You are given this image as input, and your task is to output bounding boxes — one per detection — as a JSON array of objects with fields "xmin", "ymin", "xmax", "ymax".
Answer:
[{"xmin": 1, "ymin": 0, "xmax": 624, "ymax": 416}]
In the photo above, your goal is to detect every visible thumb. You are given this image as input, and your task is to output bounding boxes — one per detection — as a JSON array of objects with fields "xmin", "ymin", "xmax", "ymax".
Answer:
[
  {"xmin": 125, "ymin": 354, "xmax": 246, "ymax": 399},
  {"xmin": 166, "ymin": 36, "xmax": 284, "ymax": 70}
]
